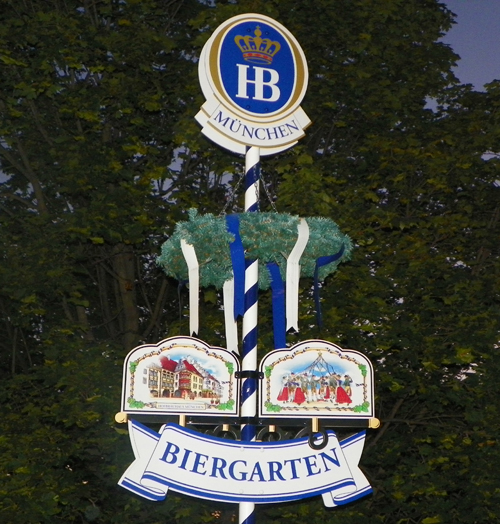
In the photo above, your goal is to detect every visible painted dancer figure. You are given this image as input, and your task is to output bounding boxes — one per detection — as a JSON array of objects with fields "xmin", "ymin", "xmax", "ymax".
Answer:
[
  {"xmin": 313, "ymin": 375, "xmax": 321, "ymax": 402},
  {"xmin": 343, "ymin": 374, "xmax": 353, "ymax": 397},
  {"xmin": 305, "ymin": 374, "xmax": 313, "ymax": 402},
  {"xmin": 335, "ymin": 373, "xmax": 352, "ymax": 404},
  {"xmin": 294, "ymin": 374, "xmax": 306, "ymax": 405},
  {"xmin": 328, "ymin": 373, "xmax": 338, "ymax": 402},
  {"xmin": 277, "ymin": 374, "xmax": 289, "ymax": 402},
  {"xmin": 288, "ymin": 372, "xmax": 297, "ymax": 400},
  {"xmin": 320, "ymin": 376, "xmax": 329, "ymax": 400}
]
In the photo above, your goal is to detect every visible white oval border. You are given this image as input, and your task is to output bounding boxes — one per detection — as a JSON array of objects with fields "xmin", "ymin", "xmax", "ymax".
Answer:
[{"xmin": 199, "ymin": 13, "xmax": 309, "ymax": 124}]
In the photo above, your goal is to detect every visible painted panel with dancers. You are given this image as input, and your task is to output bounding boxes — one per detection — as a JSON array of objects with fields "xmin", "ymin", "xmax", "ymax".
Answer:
[{"xmin": 259, "ymin": 340, "xmax": 374, "ymax": 419}]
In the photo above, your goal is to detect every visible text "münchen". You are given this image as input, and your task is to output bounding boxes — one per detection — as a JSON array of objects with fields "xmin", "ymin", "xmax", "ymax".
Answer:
[{"xmin": 213, "ymin": 110, "xmax": 300, "ymax": 142}]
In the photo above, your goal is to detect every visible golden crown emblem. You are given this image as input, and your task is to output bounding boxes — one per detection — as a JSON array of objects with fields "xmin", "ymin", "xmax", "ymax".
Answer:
[{"xmin": 234, "ymin": 26, "xmax": 281, "ymax": 65}]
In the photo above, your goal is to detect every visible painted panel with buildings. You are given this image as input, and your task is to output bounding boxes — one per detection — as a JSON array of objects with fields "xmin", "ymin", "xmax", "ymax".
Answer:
[{"xmin": 121, "ymin": 336, "xmax": 239, "ymax": 416}]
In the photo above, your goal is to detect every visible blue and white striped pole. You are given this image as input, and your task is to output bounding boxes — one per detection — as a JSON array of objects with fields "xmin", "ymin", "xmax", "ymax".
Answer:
[{"xmin": 239, "ymin": 146, "xmax": 260, "ymax": 524}]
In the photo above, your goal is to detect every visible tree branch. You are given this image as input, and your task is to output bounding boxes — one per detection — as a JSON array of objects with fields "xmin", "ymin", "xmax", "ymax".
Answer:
[
  {"xmin": 142, "ymin": 276, "xmax": 169, "ymax": 340},
  {"xmin": 2, "ymin": 192, "xmax": 39, "ymax": 210},
  {"xmin": 366, "ymin": 396, "xmax": 405, "ymax": 450},
  {"xmin": 0, "ymin": 141, "xmax": 48, "ymax": 215}
]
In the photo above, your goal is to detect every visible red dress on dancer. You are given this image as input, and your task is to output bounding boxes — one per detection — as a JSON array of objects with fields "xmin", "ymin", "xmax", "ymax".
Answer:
[
  {"xmin": 277, "ymin": 386, "xmax": 289, "ymax": 402},
  {"xmin": 336, "ymin": 386, "xmax": 352, "ymax": 404},
  {"xmin": 293, "ymin": 387, "xmax": 306, "ymax": 405}
]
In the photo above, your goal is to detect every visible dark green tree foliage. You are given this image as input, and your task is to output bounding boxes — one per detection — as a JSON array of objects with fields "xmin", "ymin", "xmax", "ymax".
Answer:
[
  {"xmin": 1, "ymin": 0, "xmax": 499, "ymax": 523},
  {"xmin": 0, "ymin": 1, "xmax": 226, "ymax": 522}
]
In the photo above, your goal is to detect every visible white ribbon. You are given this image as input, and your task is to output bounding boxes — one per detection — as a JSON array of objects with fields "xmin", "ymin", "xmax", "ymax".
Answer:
[
  {"xmin": 321, "ymin": 431, "xmax": 372, "ymax": 507},
  {"xmin": 286, "ymin": 219, "xmax": 310, "ymax": 331},
  {"xmin": 223, "ymin": 278, "xmax": 239, "ymax": 355},
  {"xmin": 180, "ymin": 239, "xmax": 199, "ymax": 336},
  {"xmin": 118, "ymin": 421, "xmax": 166, "ymax": 501}
]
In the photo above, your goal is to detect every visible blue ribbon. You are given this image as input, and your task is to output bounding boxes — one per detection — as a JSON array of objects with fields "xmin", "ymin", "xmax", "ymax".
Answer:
[
  {"xmin": 314, "ymin": 244, "xmax": 345, "ymax": 328},
  {"xmin": 226, "ymin": 215, "xmax": 245, "ymax": 320},
  {"xmin": 267, "ymin": 262, "xmax": 286, "ymax": 349}
]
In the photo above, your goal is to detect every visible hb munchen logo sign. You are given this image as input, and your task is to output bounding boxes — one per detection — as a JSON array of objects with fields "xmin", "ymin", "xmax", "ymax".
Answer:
[{"xmin": 196, "ymin": 13, "xmax": 311, "ymax": 155}]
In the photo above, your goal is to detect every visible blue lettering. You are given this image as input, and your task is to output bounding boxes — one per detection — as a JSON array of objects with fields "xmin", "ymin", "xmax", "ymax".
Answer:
[
  {"xmin": 268, "ymin": 461, "xmax": 286, "ymax": 481},
  {"xmin": 214, "ymin": 111, "xmax": 231, "ymax": 127},
  {"xmin": 210, "ymin": 456, "xmax": 228, "ymax": 479},
  {"xmin": 319, "ymin": 448, "xmax": 341, "ymax": 471},
  {"xmin": 248, "ymin": 462, "xmax": 265, "ymax": 482},
  {"xmin": 255, "ymin": 128, "xmax": 266, "ymax": 140},
  {"xmin": 190, "ymin": 452, "xmax": 209, "ymax": 475},
  {"xmin": 159, "ymin": 442, "xmax": 180, "ymax": 464},
  {"xmin": 286, "ymin": 120, "xmax": 299, "ymax": 133},
  {"xmin": 303, "ymin": 455, "xmax": 321, "ymax": 477},
  {"xmin": 267, "ymin": 127, "xmax": 279, "ymax": 140},
  {"xmin": 179, "ymin": 448, "xmax": 192, "ymax": 470},
  {"xmin": 284, "ymin": 458, "xmax": 302, "ymax": 479},
  {"xmin": 278, "ymin": 125, "xmax": 288, "ymax": 138},
  {"xmin": 229, "ymin": 460, "xmax": 247, "ymax": 481},
  {"xmin": 242, "ymin": 125, "xmax": 254, "ymax": 139},
  {"xmin": 229, "ymin": 119, "xmax": 242, "ymax": 133}
]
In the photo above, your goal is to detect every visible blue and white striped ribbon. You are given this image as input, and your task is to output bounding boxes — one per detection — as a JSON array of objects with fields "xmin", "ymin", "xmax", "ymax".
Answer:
[
  {"xmin": 244, "ymin": 146, "xmax": 260, "ymax": 212},
  {"xmin": 239, "ymin": 146, "xmax": 260, "ymax": 524}
]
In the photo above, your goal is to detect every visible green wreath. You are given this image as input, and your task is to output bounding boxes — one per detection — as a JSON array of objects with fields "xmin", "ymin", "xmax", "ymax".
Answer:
[{"xmin": 157, "ymin": 209, "xmax": 353, "ymax": 289}]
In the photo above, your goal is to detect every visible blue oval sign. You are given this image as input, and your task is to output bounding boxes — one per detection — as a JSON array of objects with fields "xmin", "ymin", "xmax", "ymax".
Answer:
[
  {"xmin": 196, "ymin": 13, "xmax": 310, "ymax": 154},
  {"xmin": 204, "ymin": 14, "xmax": 308, "ymax": 122},
  {"xmin": 219, "ymin": 21, "xmax": 296, "ymax": 116}
]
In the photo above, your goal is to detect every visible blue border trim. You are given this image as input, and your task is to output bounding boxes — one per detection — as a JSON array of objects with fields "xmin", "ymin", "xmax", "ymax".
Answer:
[
  {"xmin": 142, "ymin": 470, "xmax": 355, "ymax": 504},
  {"xmin": 131, "ymin": 419, "xmax": 160, "ymax": 440},
  {"xmin": 120, "ymin": 478, "xmax": 165, "ymax": 501}
]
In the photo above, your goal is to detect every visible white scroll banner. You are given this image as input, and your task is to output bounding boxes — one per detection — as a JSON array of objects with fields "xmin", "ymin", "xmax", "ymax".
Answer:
[
  {"xmin": 223, "ymin": 278, "xmax": 239, "ymax": 355},
  {"xmin": 322, "ymin": 431, "xmax": 373, "ymax": 507},
  {"xmin": 195, "ymin": 99, "xmax": 311, "ymax": 157},
  {"xmin": 118, "ymin": 420, "xmax": 372, "ymax": 506},
  {"xmin": 286, "ymin": 218, "xmax": 310, "ymax": 331},
  {"xmin": 118, "ymin": 421, "xmax": 166, "ymax": 501},
  {"xmin": 180, "ymin": 239, "xmax": 199, "ymax": 336}
]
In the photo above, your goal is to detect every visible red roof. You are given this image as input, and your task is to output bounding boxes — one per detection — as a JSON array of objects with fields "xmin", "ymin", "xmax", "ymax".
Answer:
[
  {"xmin": 160, "ymin": 356, "xmax": 177, "ymax": 372},
  {"xmin": 179, "ymin": 360, "xmax": 203, "ymax": 377}
]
